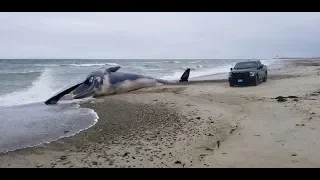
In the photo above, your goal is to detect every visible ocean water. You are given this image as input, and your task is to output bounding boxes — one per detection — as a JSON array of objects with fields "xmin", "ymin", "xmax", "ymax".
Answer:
[{"xmin": 0, "ymin": 58, "xmax": 282, "ymax": 152}]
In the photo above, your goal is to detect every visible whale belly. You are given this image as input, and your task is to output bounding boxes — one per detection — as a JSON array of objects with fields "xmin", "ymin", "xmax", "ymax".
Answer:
[
  {"xmin": 93, "ymin": 74, "xmax": 160, "ymax": 97},
  {"xmin": 114, "ymin": 78, "xmax": 158, "ymax": 94}
]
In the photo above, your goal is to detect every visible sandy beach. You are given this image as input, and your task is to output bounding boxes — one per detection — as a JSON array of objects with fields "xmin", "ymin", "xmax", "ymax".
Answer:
[{"xmin": 1, "ymin": 59, "xmax": 320, "ymax": 168}]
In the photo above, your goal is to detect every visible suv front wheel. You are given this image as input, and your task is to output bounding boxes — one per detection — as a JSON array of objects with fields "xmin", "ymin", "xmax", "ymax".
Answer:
[{"xmin": 253, "ymin": 75, "xmax": 259, "ymax": 86}]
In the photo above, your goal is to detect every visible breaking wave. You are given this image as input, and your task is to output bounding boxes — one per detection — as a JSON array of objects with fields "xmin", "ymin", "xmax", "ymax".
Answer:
[{"xmin": 0, "ymin": 68, "xmax": 57, "ymax": 107}]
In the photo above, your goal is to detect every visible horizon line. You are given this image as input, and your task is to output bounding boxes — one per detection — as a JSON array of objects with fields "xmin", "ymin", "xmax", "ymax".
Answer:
[{"xmin": 0, "ymin": 57, "xmax": 271, "ymax": 60}]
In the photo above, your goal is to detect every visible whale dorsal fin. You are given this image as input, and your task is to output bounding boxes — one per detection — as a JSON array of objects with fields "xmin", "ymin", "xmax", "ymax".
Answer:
[
  {"xmin": 179, "ymin": 68, "xmax": 190, "ymax": 82},
  {"xmin": 104, "ymin": 66, "xmax": 121, "ymax": 74}
]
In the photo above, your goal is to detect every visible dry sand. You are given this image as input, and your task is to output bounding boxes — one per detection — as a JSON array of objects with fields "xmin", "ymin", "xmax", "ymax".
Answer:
[{"xmin": 1, "ymin": 59, "xmax": 320, "ymax": 168}]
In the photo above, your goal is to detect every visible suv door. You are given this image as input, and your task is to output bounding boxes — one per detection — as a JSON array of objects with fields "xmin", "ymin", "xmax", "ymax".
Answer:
[{"xmin": 256, "ymin": 61, "xmax": 264, "ymax": 79}]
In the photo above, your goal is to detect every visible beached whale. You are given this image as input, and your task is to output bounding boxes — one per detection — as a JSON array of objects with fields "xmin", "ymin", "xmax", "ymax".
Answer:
[{"xmin": 44, "ymin": 66, "xmax": 190, "ymax": 105}]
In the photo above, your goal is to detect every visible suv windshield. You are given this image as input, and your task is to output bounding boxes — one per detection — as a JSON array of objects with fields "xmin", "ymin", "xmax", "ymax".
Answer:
[{"xmin": 234, "ymin": 62, "xmax": 258, "ymax": 69}]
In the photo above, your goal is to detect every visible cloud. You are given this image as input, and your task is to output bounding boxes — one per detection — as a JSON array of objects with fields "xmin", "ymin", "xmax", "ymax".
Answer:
[{"xmin": 0, "ymin": 12, "xmax": 320, "ymax": 59}]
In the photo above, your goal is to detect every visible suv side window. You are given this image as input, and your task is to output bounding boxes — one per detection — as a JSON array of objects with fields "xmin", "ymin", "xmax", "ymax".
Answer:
[{"xmin": 257, "ymin": 61, "xmax": 261, "ymax": 67}]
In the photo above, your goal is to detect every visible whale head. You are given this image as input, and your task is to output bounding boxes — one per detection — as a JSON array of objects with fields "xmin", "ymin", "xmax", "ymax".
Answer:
[
  {"xmin": 72, "ymin": 71, "xmax": 105, "ymax": 99},
  {"xmin": 72, "ymin": 66, "xmax": 121, "ymax": 99}
]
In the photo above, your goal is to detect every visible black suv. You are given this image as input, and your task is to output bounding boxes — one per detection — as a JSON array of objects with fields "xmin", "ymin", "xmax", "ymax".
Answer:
[{"xmin": 228, "ymin": 60, "xmax": 268, "ymax": 86}]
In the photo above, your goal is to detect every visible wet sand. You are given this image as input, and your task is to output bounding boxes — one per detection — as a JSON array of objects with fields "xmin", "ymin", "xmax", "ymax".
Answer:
[{"xmin": 1, "ymin": 59, "xmax": 320, "ymax": 168}]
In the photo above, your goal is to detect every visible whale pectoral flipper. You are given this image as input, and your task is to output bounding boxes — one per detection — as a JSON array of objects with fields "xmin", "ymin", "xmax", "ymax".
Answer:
[
  {"xmin": 104, "ymin": 66, "xmax": 121, "ymax": 74},
  {"xmin": 44, "ymin": 82, "xmax": 84, "ymax": 105}
]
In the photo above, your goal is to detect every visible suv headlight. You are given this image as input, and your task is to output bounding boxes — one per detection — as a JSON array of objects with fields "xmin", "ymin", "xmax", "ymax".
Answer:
[
  {"xmin": 229, "ymin": 72, "xmax": 232, "ymax": 77},
  {"xmin": 250, "ymin": 72, "xmax": 255, "ymax": 76}
]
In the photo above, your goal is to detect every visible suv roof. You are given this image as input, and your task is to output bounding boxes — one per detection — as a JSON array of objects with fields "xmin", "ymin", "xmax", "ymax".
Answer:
[{"xmin": 236, "ymin": 60, "xmax": 260, "ymax": 63}]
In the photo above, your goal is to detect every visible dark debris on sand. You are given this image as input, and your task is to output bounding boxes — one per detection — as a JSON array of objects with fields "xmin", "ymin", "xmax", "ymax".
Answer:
[{"xmin": 274, "ymin": 96, "xmax": 299, "ymax": 102}]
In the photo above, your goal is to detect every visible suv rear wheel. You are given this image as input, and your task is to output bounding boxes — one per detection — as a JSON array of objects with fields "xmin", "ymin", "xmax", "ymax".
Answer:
[{"xmin": 263, "ymin": 71, "xmax": 267, "ymax": 82}]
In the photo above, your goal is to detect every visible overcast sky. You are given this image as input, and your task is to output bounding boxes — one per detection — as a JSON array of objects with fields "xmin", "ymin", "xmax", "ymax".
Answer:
[{"xmin": 1, "ymin": 12, "xmax": 320, "ymax": 59}]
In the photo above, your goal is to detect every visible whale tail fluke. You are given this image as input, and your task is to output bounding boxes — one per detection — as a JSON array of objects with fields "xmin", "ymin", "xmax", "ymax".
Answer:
[{"xmin": 179, "ymin": 68, "xmax": 190, "ymax": 82}]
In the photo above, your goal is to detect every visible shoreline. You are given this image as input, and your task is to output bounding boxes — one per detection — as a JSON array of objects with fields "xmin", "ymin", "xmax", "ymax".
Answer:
[{"xmin": 1, "ymin": 59, "xmax": 320, "ymax": 167}]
